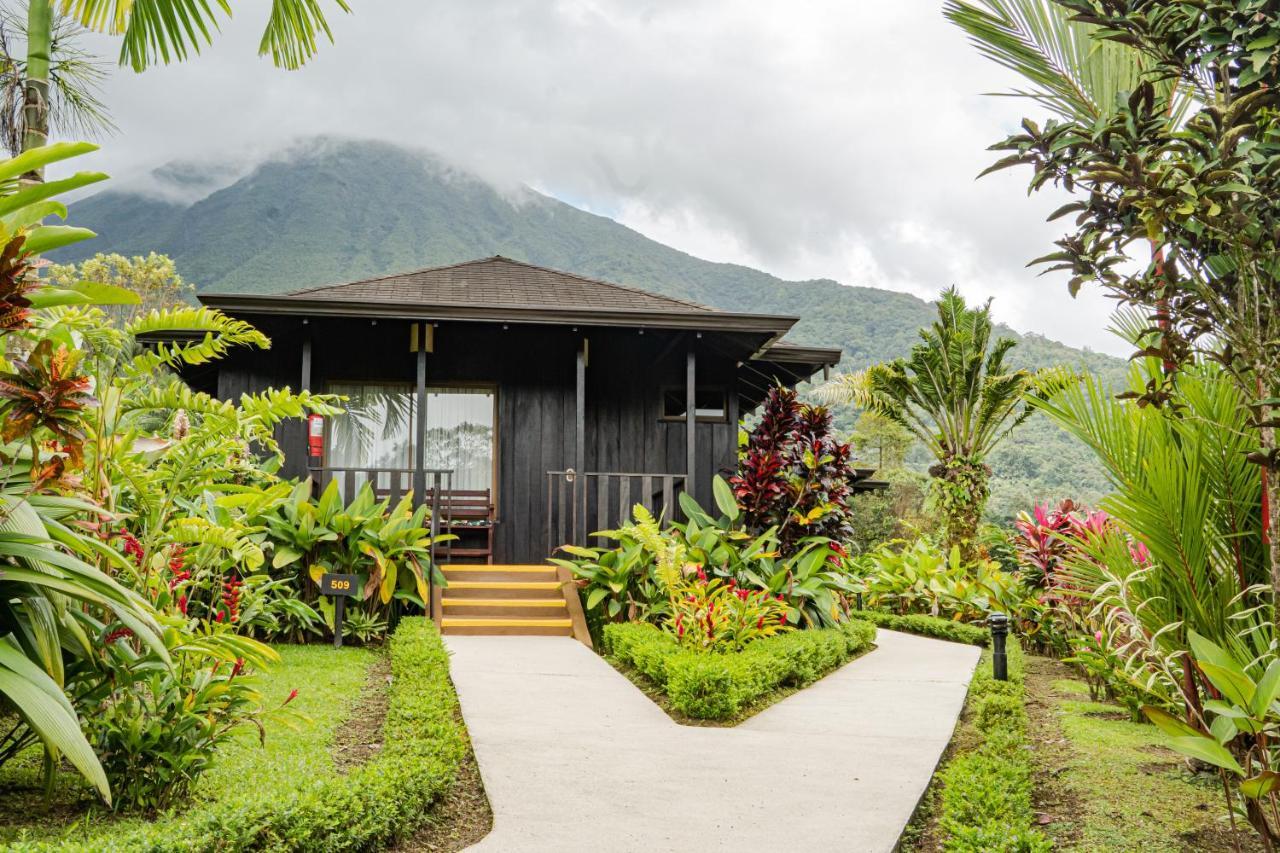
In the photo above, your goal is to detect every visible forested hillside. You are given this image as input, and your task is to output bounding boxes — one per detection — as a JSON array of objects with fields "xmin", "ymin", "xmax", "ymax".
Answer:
[{"xmin": 56, "ymin": 138, "xmax": 1123, "ymax": 518}]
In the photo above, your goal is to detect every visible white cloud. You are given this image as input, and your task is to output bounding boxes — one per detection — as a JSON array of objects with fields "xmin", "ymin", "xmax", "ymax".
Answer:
[{"xmin": 64, "ymin": 0, "xmax": 1125, "ymax": 355}]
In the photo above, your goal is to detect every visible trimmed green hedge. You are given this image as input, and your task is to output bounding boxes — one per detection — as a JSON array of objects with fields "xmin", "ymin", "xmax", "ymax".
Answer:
[
  {"xmin": 604, "ymin": 620, "xmax": 876, "ymax": 720},
  {"xmin": 936, "ymin": 639, "xmax": 1051, "ymax": 852},
  {"xmin": 850, "ymin": 610, "xmax": 989, "ymax": 646},
  {"xmin": 11, "ymin": 618, "xmax": 466, "ymax": 853}
]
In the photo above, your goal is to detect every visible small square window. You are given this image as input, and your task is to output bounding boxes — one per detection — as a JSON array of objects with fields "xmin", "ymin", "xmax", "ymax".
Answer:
[{"xmin": 661, "ymin": 387, "xmax": 727, "ymax": 422}]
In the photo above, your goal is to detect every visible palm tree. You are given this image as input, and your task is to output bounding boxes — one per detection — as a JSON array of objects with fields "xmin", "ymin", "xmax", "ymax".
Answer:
[
  {"xmin": 19, "ymin": 0, "xmax": 350, "ymax": 166},
  {"xmin": 0, "ymin": 9, "xmax": 114, "ymax": 157},
  {"xmin": 820, "ymin": 288, "xmax": 1052, "ymax": 556}
]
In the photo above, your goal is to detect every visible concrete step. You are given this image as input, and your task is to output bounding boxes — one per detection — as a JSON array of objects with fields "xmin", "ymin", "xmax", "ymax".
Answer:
[
  {"xmin": 441, "ymin": 616, "xmax": 573, "ymax": 637},
  {"xmin": 442, "ymin": 598, "xmax": 568, "ymax": 618}
]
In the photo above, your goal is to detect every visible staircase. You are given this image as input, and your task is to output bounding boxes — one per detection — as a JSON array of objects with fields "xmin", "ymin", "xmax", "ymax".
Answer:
[{"xmin": 439, "ymin": 564, "xmax": 585, "ymax": 639}]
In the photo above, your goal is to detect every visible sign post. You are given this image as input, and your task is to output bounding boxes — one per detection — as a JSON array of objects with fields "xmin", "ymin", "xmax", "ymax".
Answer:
[{"xmin": 320, "ymin": 573, "xmax": 359, "ymax": 648}]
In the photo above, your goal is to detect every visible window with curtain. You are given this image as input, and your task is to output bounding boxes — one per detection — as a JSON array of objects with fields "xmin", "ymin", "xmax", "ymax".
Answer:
[{"xmin": 325, "ymin": 383, "xmax": 495, "ymax": 494}]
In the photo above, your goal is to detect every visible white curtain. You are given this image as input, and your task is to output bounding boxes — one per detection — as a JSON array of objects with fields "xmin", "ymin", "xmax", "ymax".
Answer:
[
  {"xmin": 326, "ymin": 384, "xmax": 494, "ymax": 494},
  {"xmin": 423, "ymin": 388, "xmax": 494, "ymax": 491}
]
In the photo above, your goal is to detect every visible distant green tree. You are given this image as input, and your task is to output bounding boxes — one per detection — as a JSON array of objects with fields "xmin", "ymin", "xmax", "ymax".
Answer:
[
  {"xmin": 45, "ymin": 252, "xmax": 193, "ymax": 324},
  {"xmin": 822, "ymin": 287, "xmax": 1054, "ymax": 557}
]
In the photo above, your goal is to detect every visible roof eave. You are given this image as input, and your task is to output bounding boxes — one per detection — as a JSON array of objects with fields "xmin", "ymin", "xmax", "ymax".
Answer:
[
  {"xmin": 197, "ymin": 293, "xmax": 799, "ymax": 335},
  {"xmin": 757, "ymin": 344, "xmax": 844, "ymax": 368}
]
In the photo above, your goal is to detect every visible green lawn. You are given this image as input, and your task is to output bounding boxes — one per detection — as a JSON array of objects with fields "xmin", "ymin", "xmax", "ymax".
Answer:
[
  {"xmin": 1028, "ymin": 660, "xmax": 1263, "ymax": 853},
  {"xmin": 0, "ymin": 644, "xmax": 377, "ymax": 847}
]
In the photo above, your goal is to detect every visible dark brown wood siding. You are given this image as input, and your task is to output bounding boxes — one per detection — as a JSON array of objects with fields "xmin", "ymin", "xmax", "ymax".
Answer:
[{"xmin": 201, "ymin": 317, "xmax": 743, "ymax": 564}]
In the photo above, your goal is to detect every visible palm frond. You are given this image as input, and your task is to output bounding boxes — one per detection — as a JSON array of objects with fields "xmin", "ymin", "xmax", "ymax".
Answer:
[
  {"xmin": 59, "ymin": 0, "xmax": 348, "ymax": 71},
  {"xmin": 944, "ymin": 0, "xmax": 1194, "ymax": 123}
]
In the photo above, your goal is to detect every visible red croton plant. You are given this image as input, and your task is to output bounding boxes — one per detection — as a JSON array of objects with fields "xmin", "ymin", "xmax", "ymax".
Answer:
[{"xmin": 730, "ymin": 385, "xmax": 856, "ymax": 554}]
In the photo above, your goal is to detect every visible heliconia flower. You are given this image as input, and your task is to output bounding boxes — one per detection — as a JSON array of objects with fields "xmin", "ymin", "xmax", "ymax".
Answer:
[
  {"xmin": 1129, "ymin": 541, "xmax": 1151, "ymax": 566},
  {"xmin": 283, "ymin": 688, "xmax": 299, "ymax": 706},
  {"xmin": 214, "ymin": 610, "xmax": 226, "ymax": 623}
]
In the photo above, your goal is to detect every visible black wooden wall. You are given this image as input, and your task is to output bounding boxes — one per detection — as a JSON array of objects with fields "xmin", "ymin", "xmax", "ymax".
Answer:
[{"xmin": 204, "ymin": 316, "xmax": 741, "ymax": 563}]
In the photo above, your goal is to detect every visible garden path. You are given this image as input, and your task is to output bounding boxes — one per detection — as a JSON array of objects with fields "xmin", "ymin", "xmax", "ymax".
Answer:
[{"xmin": 444, "ymin": 629, "xmax": 979, "ymax": 852}]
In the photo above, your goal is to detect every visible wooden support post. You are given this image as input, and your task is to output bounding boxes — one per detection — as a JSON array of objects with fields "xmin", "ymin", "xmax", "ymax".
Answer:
[
  {"xmin": 574, "ymin": 337, "xmax": 587, "ymax": 542},
  {"xmin": 300, "ymin": 321, "xmax": 312, "ymax": 391},
  {"xmin": 686, "ymin": 341, "xmax": 697, "ymax": 505},
  {"xmin": 414, "ymin": 327, "xmax": 428, "ymax": 508}
]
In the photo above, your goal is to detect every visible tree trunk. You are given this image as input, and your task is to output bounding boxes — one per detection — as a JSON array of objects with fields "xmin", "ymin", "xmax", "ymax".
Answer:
[
  {"xmin": 931, "ymin": 457, "xmax": 990, "ymax": 561},
  {"xmin": 1260, "ymin": 390, "xmax": 1280, "ymax": 618},
  {"xmin": 22, "ymin": 1, "xmax": 52, "ymax": 165}
]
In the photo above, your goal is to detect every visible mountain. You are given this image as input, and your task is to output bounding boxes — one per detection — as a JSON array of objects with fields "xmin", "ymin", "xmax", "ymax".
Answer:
[{"xmin": 55, "ymin": 138, "xmax": 1122, "ymax": 520}]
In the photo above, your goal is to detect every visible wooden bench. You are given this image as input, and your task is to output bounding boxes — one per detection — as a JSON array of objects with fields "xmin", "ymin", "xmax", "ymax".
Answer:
[{"xmin": 436, "ymin": 488, "xmax": 495, "ymax": 563}]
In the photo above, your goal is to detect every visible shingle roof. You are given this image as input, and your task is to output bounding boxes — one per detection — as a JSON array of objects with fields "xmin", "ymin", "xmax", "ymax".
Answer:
[{"xmin": 284, "ymin": 256, "xmax": 718, "ymax": 315}]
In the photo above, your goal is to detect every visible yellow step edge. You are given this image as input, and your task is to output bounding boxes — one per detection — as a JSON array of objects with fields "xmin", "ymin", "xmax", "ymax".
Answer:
[
  {"xmin": 442, "ymin": 617, "xmax": 573, "ymax": 628},
  {"xmin": 441, "ymin": 565, "xmax": 556, "ymax": 573},
  {"xmin": 442, "ymin": 598, "xmax": 566, "ymax": 607},
  {"xmin": 447, "ymin": 580, "xmax": 561, "ymax": 590}
]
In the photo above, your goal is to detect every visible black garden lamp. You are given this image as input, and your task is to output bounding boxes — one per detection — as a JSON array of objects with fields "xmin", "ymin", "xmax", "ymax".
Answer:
[{"xmin": 987, "ymin": 612, "xmax": 1009, "ymax": 681}]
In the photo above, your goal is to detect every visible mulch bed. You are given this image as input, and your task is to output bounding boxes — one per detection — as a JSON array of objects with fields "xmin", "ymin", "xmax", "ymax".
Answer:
[{"xmin": 333, "ymin": 655, "xmax": 393, "ymax": 771}]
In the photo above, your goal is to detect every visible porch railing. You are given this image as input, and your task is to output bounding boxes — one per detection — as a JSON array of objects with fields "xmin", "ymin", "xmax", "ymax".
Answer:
[
  {"xmin": 545, "ymin": 470, "xmax": 687, "ymax": 555},
  {"xmin": 307, "ymin": 466, "xmax": 455, "ymax": 620}
]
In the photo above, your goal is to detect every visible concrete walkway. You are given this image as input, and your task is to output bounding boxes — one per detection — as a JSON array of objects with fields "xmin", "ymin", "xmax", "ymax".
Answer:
[{"xmin": 445, "ymin": 629, "xmax": 980, "ymax": 853}]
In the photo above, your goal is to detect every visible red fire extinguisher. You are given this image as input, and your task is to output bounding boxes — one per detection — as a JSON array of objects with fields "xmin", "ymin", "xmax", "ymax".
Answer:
[{"xmin": 307, "ymin": 414, "xmax": 325, "ymax": 459}]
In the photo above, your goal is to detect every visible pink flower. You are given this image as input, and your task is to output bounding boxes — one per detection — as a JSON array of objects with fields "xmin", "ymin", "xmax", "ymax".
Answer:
[
  {"xmin": 1129, "ymin": 541, "xmax": 1151, "ymax": 566},
  {"xmin": 1094, "ymin": 630, "xmax": 1104, "ymax": 646}
]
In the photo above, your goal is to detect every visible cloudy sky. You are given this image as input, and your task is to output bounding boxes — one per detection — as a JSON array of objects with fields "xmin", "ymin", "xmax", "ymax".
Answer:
[{"xmin": 63, "ymin": 0, "xmax": 1121, "ymax": 354}]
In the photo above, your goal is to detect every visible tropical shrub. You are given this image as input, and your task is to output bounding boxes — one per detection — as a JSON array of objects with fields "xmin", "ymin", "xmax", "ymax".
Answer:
[
  {"xmin": 604, "ymin": 619, "xmax": 875, "ymax": 720},
  {"xmin": 857, "ymin": 539, "xmax": 1032, "ymax": 623},
  {"xmin": 0, "ymin": 142, "xmax": 174, "ymax": 805},
  {"xmin": 255, "ymin": 480, "xmax": 453, "ymax": 640},
  {"xmin": 556, "ymin": 481, "xmax": 860, "ymax": 632},
  {"xmin": 82, "ymin": 625, "xmax": 297, "ymax": 812},
  {"xmin": 730, "ymin": 385, "xmax": 856, "ymax": 554},
  {"xmin": 662, "ymin": 568, "xmax": 789, "ymax": 653},
  {"xmin": 11, "ymin": 618, "xmax": 468, "ymax": 853},
  {"xmin": 848, "ymin": 611, "xmax": 989, "ymax": 647}
]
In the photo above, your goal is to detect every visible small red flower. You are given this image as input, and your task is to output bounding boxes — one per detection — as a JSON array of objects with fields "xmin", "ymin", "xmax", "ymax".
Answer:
[
  {"xmin": 214, "ymin": 610, "xmax": 226, "ymax": 623},
  {"xmin": 230, "ymin": 657, "xmax": 245, "ymax": 679},
  {"xmin": 104, "ymin": 627, "xmax": 133, "ymax": 643},
  {"xmin": 283, "ymin": 688, "xmax": 299, "ymax": 706},
  {"xmin": 756, "ymin": 616, "xmax": 765, "ymax": 629},
  {"xmin": 177, "ymin": 594, "xmax": 188, "ymax": 615}
]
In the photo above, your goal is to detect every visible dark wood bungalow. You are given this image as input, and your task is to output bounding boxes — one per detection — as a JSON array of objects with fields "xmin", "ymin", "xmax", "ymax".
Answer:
[{"xmin": 187, "ymin": 256, "xmax": 850, "ymax": 565}]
